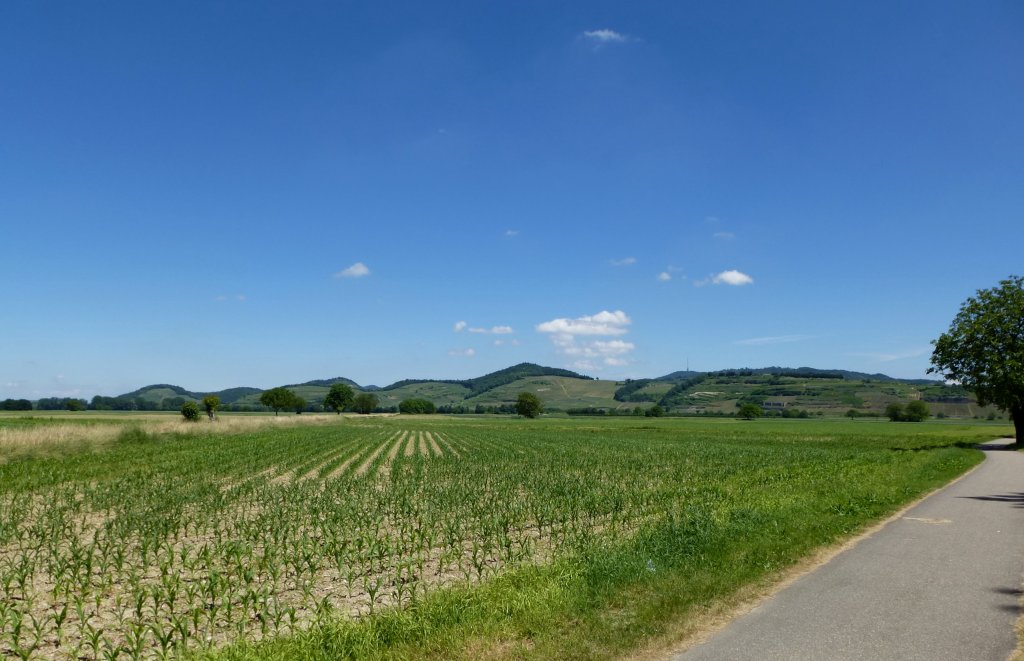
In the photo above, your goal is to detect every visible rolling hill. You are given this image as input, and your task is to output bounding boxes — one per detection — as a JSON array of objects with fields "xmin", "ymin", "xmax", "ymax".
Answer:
[{"xmin": 115, "ymin": 363, "xmax": 995, "ymax": 418}]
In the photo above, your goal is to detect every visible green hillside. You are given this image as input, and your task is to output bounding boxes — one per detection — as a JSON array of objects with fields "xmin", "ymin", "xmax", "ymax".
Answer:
[{"xmin": 113, "ymin": 364, "xmax": 1000, "ymax": 419}]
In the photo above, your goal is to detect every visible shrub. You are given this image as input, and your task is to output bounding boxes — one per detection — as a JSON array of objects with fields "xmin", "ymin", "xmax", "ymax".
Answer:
[{"xmin": 181, "ymin": 401, "xmax": 200, "ymax": 422}]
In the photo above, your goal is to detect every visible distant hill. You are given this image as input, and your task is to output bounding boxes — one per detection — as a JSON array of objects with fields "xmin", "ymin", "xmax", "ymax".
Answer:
[{"xmin": 110, "ymin": 364, "xmax": 981, "ymax": 417}]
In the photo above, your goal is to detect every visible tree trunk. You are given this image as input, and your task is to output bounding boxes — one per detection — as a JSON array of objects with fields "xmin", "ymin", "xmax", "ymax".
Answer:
[{"xmin": 1013, "ymin": 407, "xmax": 1023, "ymax": 449}]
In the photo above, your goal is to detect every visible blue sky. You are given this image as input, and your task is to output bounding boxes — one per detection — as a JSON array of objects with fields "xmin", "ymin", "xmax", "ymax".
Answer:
[{"xmin": 2, "ymin": 1, "xmax": 1022, "ymax": 397}]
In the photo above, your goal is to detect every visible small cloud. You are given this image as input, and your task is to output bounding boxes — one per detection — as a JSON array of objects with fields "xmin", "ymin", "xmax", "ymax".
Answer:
[
  {"xmin": 236, "ymin": 294, "xmax": 247, "ymax": 301},
  {"xmin": 712, "ymin": 270, "xmax": 754, "ymax": 286},
  {"xmin": 736, "ymin": 335, "xmax": 814, "ymax": 346},
  {"xmin": 657, "ymin": 272, "xmax": 672, "ymax": 282},
  {"xmin": 466, "ymin": 324, "xmax": 514, "ymax": 335},
  {"xmin": 610, "ymin": 257, "xmax": 637, "ymax": 267},
  {"xmin": 214, "ymin": 295, "xmax": 227, "ymax": 302},
  {"xmin": 713, "ymin": 232, "xmax": 735, "ymax": 240},
  {"xmin": 583, "ymin": 29, "xmax": 627, "ymax": 44},
  {"xmin": 335, "ymin": 262, "xmax": 370, "ymax": 278},
  {"xmin": 448, "ymin": 348, "xmax": 476, "ymax": 357},
  {"xmin": 453, "ymin": 321, "xmax": 467, "ymax": 332},
  {"xmin": 505, "ymin": 229, "xmax": 519, "ymax": 237},
  {"xmin": 704, "ymin": 215, "xmax": 720, "ymax": 224}
]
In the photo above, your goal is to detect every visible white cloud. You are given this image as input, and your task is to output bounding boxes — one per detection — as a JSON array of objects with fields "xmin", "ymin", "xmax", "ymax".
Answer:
[
  {"xmin": 712, "ymin": 270, "xmax": 754, "ymax": 286},
  {"xmin": 536, "ymin": 310, "xmax": 631, "ymax": 337},
  {"xmin": 583, "ymin": 29, "xmax": 627, "ymax": 43},
  {"xmin": 713, "ymin": 232, "xmax": 735, "ymax": 240},
  {"xmin": 657, "ymin": 272, "xmax": 671, "ymax": 282},
  {"xmin": 453, "ymin": 321, "xmax": 467, "ymax": 332},
  {"xmin": 505, "ymin": 229, "xmax": 519, "ymax": 237},
  {"xmin": 611, "ymin": 257, "xmax": 636, "ymax": 267},
  {"xmin": 736, "ymin": 335, "xmax": 814, "ymax": 346},
  {"xmin": 463, "ymin": 324, "xmax": 514, "ymax": 335},
  {"xmin": 335, "ymin": 262, "xmax": 370, "ymax": 278},
  {"xmin": 537, "ymin": 310, "xmax": 634, "ymax": 369},
  {"xmin": 448, "ymin": 348, "xmax": 476, "ymax": 357}
]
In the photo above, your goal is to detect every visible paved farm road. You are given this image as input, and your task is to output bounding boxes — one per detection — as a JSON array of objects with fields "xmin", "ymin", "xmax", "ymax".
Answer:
[{"xmin": 675, "ymin": 439, "xmax": 1024, "ymax": 661}]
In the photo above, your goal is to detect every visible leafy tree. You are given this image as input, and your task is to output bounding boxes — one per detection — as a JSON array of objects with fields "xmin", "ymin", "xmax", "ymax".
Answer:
[
  {"xmin": 1, "ymin": 399, "xmax": 32, "ymax": 411},
  {"xmin": 515, "ymin": 392, "xmax": 543, "ymax": 418},
  {"xmin": 324, "ymin": 383, "xmax": 355, "ymax": 415},
  {"xmin": 260, "ymin": 387, "xmax": 297, "ymax": 416},
  {"xmin": 293, "ymin": 396, "xmax": 307, "ymax": 414},
  {"xmin": 645, "ymin": 404, "xmax": 665, "ymax": 417},
  {"xmin": 930, "ymin": 276, "xmax": 1024, "ymax": 444},
  {"xmin": 65, "ymin": 399, "xmax": 85, "ymax": 411},
  {"xmin": 885, "ymin": 402, "xmax": 904, "ymax": 422},
  {"xmin": 737, "ymin": 403, "xmax": 763, "ymax": 420},
  {"xmin": 352, "ymin": 393, "xmax": 379, "ymax": 414},
  {"xmin": 181, "ymin": 401, "xmax": 200, "ymax": 422},
  {"xmin": 399, "ymin": 398, "xmax": 437, "ymax": 414},
  {"xmin": 904, "ymin": 400, "xmax": 930, "ymax": 422},
  {"xmin": 202, "ymin": 395, "xmax": 221, "ymax": 421}
]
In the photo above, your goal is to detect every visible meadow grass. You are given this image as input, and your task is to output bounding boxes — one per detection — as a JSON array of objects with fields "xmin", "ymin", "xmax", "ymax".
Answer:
[{"xmin": 0, "ymin": 415, "xmax": 1005, "ymax": 659}]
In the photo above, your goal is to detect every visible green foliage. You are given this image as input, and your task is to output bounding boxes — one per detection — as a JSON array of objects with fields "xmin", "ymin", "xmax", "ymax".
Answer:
[
  {"xmin": 930, "ymin": 275, "xmax": 1024, "ymax": 439},
  {"xmin": 180, "ymin": 401, "xmax": 200, "ymax": 421},
  {"xmin": 0, "ymin": 399, "xmax": 33, "ymax": 411},
  {"xmin": 737, "ymin": 403, "xmax": 763, "ymax": 420},
  {"xmin": 904, "ymin": 400, "xmax": 930, "ymax": 422},
  {"xmin": 885, "ymin": 402, "xmax": 904, "ymax": 422},
  {"xmin": 202, "ymin": 395, "xmax": 221, "ymax": 420},
  {"xmin": 324, "ymin": 383, "xmax": 355, "ymax": 414},
  {"xmin": 398, "ymin": 398, "xmax": 436, "ymax": 414},
  {"xmin": 352, "ymin": 393, "xmax": 380, "ymax": 414},
  {"xmin": 515, "ymin": 392, "xmax": 544, "ymax": 418},
  {"xmin": 260, "ymin": 387, "xmax": 298, "ymax": 416},
  {"xmin": 646, "ymin": 404, "xmax": 665, "ymax": 417}
]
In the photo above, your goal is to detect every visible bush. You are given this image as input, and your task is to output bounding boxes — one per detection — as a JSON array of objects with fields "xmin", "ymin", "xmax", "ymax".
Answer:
[
  {"xmin": 737, "ymin": 403, "xmax": 763, "ymax": 420},
  {"xmin": 399, "ymin": 398, "xmax": 436, "ymax": 415},
  {"xmin": 181, "ymin": 401, "xmax": 200, "ymax": 422},
  {"xmin": 904, "ymin": 400, "xmax": 930, "ymax": 422},
  {"xmin": 352, "ymin": 393, "xmax": 380, "ymax": 414}
]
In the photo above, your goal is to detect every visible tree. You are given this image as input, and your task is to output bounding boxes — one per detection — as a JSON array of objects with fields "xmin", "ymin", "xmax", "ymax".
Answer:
[
  {"xmin": 65, "ymin": 399, "xmax": 85, "ymax": 411},
  {"xmin": 324, "ymin": 383, "xmax": 355, "ymax": 415},
  {"xmin": 202, "ymin": 395, "xmax": 221, "ymax": 421},
  {"xmin": 352, "ymin": 393, "xmax": 379, "ymax": 414},
  {"xmin": 904, "ymin": 400, "xmax": 930, "ymax": 422},
  {"xmin": 399, "ymin": 398, "xmax": 436, "ymax": 414},
  {"xmin": 645, "ymin": 404, "xmax": 665, "ymax": 417},
  {"xmin": 515, "ymin": 392, "xmax": 543, "ymax": 418},
  {"xmin": 181, "ymin": 401, "xmax": 200, "ymax": 422},
  {"xmin": 260, "ymin": 387, "xmax": 297, "ymax": 416},
  {"xmin": 930, "ymin": 275, "xmax": 1024, "ymax": 444},
  {"xmin": 293, "ymin": 396, "xmax": 307, "ymax": 414},
  {"xmin": 885, "ymin": 402, "xmax": 904, "ymax": 422},
  {"xmin": 737, "ymin": 403, "xmax": 763, "ymax": 420}
]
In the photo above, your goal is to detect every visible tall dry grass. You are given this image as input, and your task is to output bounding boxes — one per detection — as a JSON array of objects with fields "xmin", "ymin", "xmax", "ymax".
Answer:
[{"xmin": 0, "ymin": 414, "xmax": 345, "ymax": 460}]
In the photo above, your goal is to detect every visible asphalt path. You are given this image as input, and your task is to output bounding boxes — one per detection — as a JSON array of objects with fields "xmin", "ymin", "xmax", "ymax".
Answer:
[{"xmin": 676, "ymin": 439, "xmax": 1024, "ymax": 661}]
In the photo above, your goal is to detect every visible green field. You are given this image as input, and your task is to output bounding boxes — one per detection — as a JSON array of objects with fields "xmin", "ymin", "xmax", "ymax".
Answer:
[{"xmin": 0, "ymin": 415, "xmax": 1007, "ymax": 659}]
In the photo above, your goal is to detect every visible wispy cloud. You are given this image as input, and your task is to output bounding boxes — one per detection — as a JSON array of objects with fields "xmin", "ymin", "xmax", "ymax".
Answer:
[
  {"xmin": 713, "ymin": 232, "xmax": 735, "ymax": 240},
  {"xmin": 657, "ymin": 272, "xmax": 671, "ymax": 282},
  {"xmin": 335, "ymin": 262, "xmax": 370, "ymax": 278},
  {"xmin": 582, "ymin": 29, "xmax": 627, "ymax": 44},
  {"xmin": 469, "ymin": 325, "xmax": 514, "ymax": 335},
  {"xmin": 448, "ymin": 348, "xmax": 476, "ymax": 357},
  {"xmin": 850, "ymin": 348, "xmax": 931, "ymax": 363},
  {"xmin": 505, "ymin": 229, "xmax": 519, "ymax": 237},
  {"xmin": 537, "ymin": 310, "xmax": 634, "ymax": 369},
  {"xmin": 736, "ymin": 334, "xmax": 814, "ymax": 346},
  {"xmin": 453, "ymin": 321, "xmax": 467, "ymax": 332},
  {"xmin": 610, "ymin": 257, "xmax": 636, "ymax": 267},
  {"xmin": 214, "ymin": 294, "xmax": 247, "ymax": 302}
]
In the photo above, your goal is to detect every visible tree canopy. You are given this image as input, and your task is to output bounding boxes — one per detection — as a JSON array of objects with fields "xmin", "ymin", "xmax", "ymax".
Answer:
[
  {"xmin": 930, "ymin": 275, "xmax": 1024, "ymax": 443},
  {"xmin": 324, "ymin": 383, "xmax": 355, "ymax": 414},
  {"xmin": 259, "ymin": 387, "xmax": 297, "ymax": 416},
  {"xmin": 352, "ymin": 393, "xmax": 379, "ymax": 414},
  {"xmin": 202, "ymin": 395, "xmax": 221, "ymax": 421},
  {"xmin": 399, "ymin": 398, "xmax": 436, "ymax": 415},
  {"xmin": 515, "ymin": 392, "xmax": 543, "ymax": 418}
]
